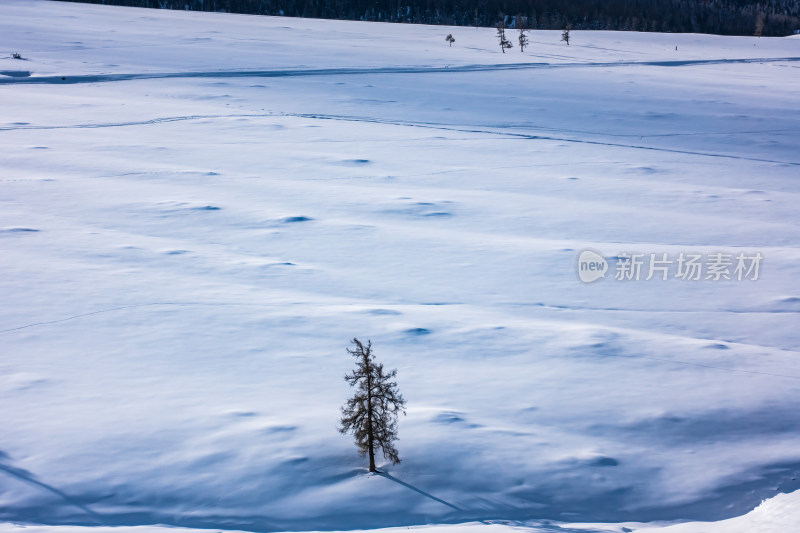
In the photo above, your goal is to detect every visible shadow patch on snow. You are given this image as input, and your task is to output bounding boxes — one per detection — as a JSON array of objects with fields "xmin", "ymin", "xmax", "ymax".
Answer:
[
  {"xmin": 569, "ymin": 332, "xmax": 624, "ymax": 359},
  {"xmin": 227, "ymin": 410, "xmax": 258, "ymax": 417},
  {"xmin": 281, "ymin": 456, "xmax": 309, "ymax": 466},
  {"xmin": 318, "ymin": 468, "xmax": 366, "ymax": 485},
  {"xmin": 433, "ymin": 411, "xmax": 465, "ymax": 424},
  {"xmin": 0, "ymin": 71, "xmax": 31, "ymax": 78},
  {"xmin": 771, "ymin": 296, "xmax": 800, "ymax": 312},
  {"xmin": 558, "ymin": 455, "xmax": 620, "ymax": 468},
  {"xmin": 405, "ymin": 327, "xmax": 432, "ymax": 336},
  {"xmin": 1, "ymin": 372, "xmax": 48, "ymax": 391},
  {"xmin": 627, "ymin": 166, "xmax": 660, "ymax": 174},
  {"xmin": 281, "ymin": 216, "xmax": 313, "ymax": 223},
  {"xmin": 382, "ymin": 201, "xmax": 454, "ymax": 218},
  {"xmin": 188, "ymin": 452, "xmax": 234, "ymax": 468},
  {"xmin": 153, "ymin": 202, "xmax": 222, "ymax": 215},
  {"xmin": 591, "ymin": 457, "xmax": 620, "ymax": 467},
  {"xmin": 1, "ymin": 227, "xmax": 39, "ymax": 233},
  {"xmin": 641, "ymin": 459, "xmax": 800, "ymax": 522},
  {"xmin": 366, "ymin": 309, "xmax": 402, "ymax": 316},
  {"xmin": 264, "ymin": 425, "xmax": 297, "ymax": 434},
  {"xmin": 592, "ymin": 405, "xmax": 800, "ymax": 445},
  {"xmin": 643, "ymin": 111, "xmax": 680, "ymax": 119},
  {"xmin": 432, "ymin": 410, "xmax": 482, "ymax": 429}
]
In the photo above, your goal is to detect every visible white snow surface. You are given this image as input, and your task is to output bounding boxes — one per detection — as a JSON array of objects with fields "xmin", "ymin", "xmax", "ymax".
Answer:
[{"xmin": 1, "ymin": 0, "xmax": 800, "ymax": 532}]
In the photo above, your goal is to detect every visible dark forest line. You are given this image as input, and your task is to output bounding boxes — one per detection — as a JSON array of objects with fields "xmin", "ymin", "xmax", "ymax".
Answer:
[{"xmin": 54, "ymin": 0, "xmax": 800, "ymax": 36}]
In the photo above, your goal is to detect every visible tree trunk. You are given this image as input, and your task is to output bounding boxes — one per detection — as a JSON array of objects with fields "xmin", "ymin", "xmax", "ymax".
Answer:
[
  {"xmin": 368, "ymin": 438, "xmax": 376, "ymax": 472},
  {"xmin": 366, "ymin": 352, "xmax": 377, "ymax": 472}
]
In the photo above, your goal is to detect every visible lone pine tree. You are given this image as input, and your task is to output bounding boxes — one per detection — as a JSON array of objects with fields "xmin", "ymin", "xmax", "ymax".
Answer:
[
  {"xmin": 339, "ymin": 338, "xmax": 406, "ymax": 472},
  {"xmin": 496, "ymin": 22, "xmax": 512, "ymax": 52},
  {"xmin": 561, "ymin": 25, "xmax": 572, "ymax": 45},
  {"xmin": 518, "ymin": 28, "xmax": 529, "ymax": 52}
]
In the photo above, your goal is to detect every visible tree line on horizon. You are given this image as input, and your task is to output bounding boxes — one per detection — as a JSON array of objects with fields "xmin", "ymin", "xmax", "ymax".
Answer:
[{"xmin": 55, "ymin": 0, "xmax": 800, "ymax": 36}]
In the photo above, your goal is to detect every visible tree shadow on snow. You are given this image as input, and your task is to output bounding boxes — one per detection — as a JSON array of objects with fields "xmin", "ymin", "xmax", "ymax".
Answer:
[
  {"xmin": 376, "ymin": 471, "xmax": 462, "ymax": 512},
  {"xmin": 0, "ymin": 450, "xmax": 104, "ymax": 524}
]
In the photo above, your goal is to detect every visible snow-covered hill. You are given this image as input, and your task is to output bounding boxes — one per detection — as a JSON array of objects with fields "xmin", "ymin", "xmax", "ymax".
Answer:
[{"xmin": 1, "ymin": 1, "xmax": 799, "ymax": 532}]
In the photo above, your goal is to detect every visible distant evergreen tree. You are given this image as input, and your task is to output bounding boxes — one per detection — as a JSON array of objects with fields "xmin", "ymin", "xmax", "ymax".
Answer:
[
  {"xmin": 446, "ymin": 33, "xmax": 455, "ymax": 46},
  {"xmin": 518, "ymin": 28, "xmax": 529, "ymax": 52},
  {"xmin": 497, "ymin": 21, "xmax": 513, "ymax": 53},
  {"xmin": 562, "ymin": 24, "xmax": 572, "ymax": 45},
  {"xmin": 339, "ymin": 338, "xmax": 406, "ymax": 472}
]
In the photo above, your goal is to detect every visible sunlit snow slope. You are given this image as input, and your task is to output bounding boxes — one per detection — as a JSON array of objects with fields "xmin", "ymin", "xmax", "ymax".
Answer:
[{"xmin": 1, "ymin": 0, "xmax": 800, "ymax": 531}]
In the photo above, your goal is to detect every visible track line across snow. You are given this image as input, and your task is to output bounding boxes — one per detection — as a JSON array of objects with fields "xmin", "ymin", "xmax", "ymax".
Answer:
[{"xmin": 2, "ymin": 57, "xmax": 799, "ymax": 85}]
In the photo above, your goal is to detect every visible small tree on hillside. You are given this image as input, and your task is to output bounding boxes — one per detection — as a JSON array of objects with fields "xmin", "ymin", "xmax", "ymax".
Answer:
[
  {"xmin": 446, "ymin": 33, "xmax": 455, "ymax": 46},
  {"xmin": 339, "ymin": 338, "xmax": 406, "ymax": 472},
  {"xmin": 561, "ymin": 24, "xmax": 572, "ymax": 45},
  {"xmin": 518, "ymin": 28, "xmax": 529, "ymax": 52},
  {"xmin": 497, "ymin": 22, "xmax": 513, "ymax": 53}
]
